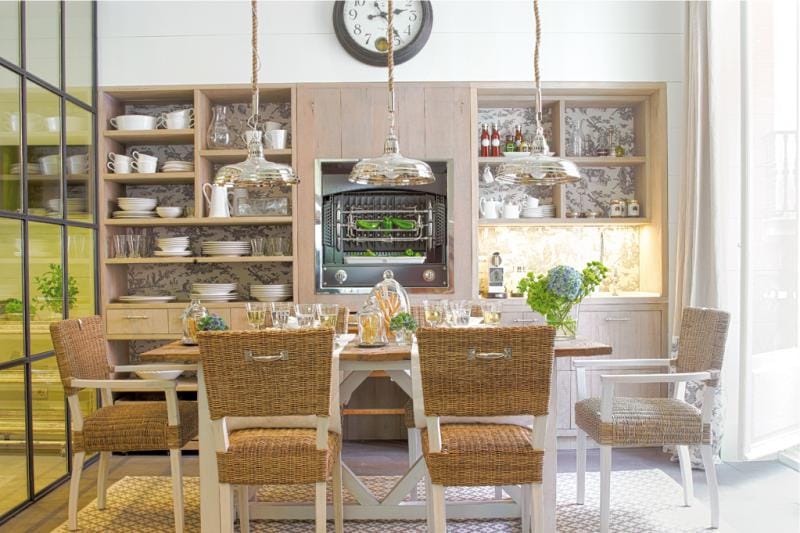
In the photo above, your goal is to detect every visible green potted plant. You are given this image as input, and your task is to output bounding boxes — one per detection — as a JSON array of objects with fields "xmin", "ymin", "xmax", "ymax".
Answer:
[
  {"xmin": 518, "ymin": 261, "xmax": 608, "ymax": 339},
  {"xmin": 197, "ymin": 313, "xmax": 229, "ymax": 332},
  {"xmin": 3, "ymin": 298, "xmax": 23, "ymax": 321},
  {"xmin": 389, "ymin": 312, "xmax": 417, "ymax": 345},
  {"xmin": 33, "ymin": 264, "xmax": 79, "ymax": 319}
]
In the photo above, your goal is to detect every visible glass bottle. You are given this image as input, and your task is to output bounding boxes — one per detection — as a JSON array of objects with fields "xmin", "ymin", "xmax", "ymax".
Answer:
[
  {"xmin": 357, "ymin": 297, "xmax": 388, "ymax": 347},
  {"xmin": 490, "ymin": 123, "xmax": 501, "ymax": 157},
  {"xmin": 207, "ymin": 105, "xmax": 232, "ymax": 148},
  {"xmin": 570, "ymin": 124, "xmax": 583, "ymax": 157},
  {"xmin": 480, "ymin": 123, "xmax": 490, "ymax": 157},
  {"xmin": 514, "ymin": 125, "xmax": 523, "ymax": 150},
  {"xmin": 181, "ymin": 299, "xmax": 208, "ymax": 345},
  {"xmin": 504, "ymin": 134, "xmax": 515, "ymax": 153}
]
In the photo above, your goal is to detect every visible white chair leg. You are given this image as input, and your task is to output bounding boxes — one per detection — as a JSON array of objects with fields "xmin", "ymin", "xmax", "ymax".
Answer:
[
  {"xmin": 96, "ymin": 451, "xmax": 110, "ymax": 510},
  {"xmin": 576, "ymin": 428, "xmax": 586, "ymax": 505},
  {"xmin": 701, "ymin": 444, "xmax": 720, "ymax": 529},
  {"xmin": 68, "ymin": 451, "xmax": 86, "ymax": 531},
  {"xmin": 425, "ymin": 473, "xmax": 435, "ymax": 531},
  {"xmin": 599, "ymin": 445, "xmax": 612, "ymax": 533},
  {"xmin": 169, "ymin": 449, "xmax": 184, "ymax": 533},
  {"xmin": 333, "ymin": 453, "xmax": 343, "ymax": 533},
  {"xmin": 237, "ymin": 485, "xmax": 250, "ymax": 533},
  {"xmin": 315, "ymin": 481, "xmax": 327, "ymax": 533},
  {"xmin": 520, "ymin": 484, "xmax": 530, "ymax": 533},
  {"xmin": 430, "ymin": 483, "xmax": 447, "ymax": 533},
  {"xmin": 219, "ymin": 483, "xmax": 235, "ymax": 533},
  {"xmin": 677, "ymin": 445, "xmax": 694, "ymax": 506},
  {"xmin": 531, "ymin": 483, "xmax": 544, "ymax": 533},
  {"xmin": 495, "ymin": 486, "xmax": 504, "ymax": 500},
  {"xmin": 408, "ymin": 428, "xmax": 421, "ymax": 500}
]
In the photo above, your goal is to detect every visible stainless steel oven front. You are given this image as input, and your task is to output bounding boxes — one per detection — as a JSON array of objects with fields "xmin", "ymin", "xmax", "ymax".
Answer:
[{"xmin": 315, "ymin": 159, "xmax": 454, "ymax": 294}]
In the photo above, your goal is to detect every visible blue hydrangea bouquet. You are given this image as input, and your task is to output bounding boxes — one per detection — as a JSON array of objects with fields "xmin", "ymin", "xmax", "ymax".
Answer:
[{"xmin": 517, "ymin": 261, "xmax": 608, "ymax": 339}]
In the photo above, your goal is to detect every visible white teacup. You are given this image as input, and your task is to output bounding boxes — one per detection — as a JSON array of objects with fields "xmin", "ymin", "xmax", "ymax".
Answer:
[
  {"xmin": 161, "ymin": 108, "xmax": 194, "ymax": 129},
  {"xmin": 131, "ymin": 150, "xmax": 158, "ymax": 164},
  {"xmin": 66, "ymin": 154, "xmax": 89, "ymax": 174},
  {"xmin": 38, "ymin": 154, "xmax": 61, "ymax": 175},
  {"xmin": 524, "ymin": 196, "xmax": 540, "ymax": 208},
  {"xmin": 110, "ymin": 114, "xmax": 157, "ymax": 130},
  {"xmin": 503, "ymin": 202, "xmax": 521, "ymax": 219},
  {"xmin": 265, "ymin": 129, "xmax": 287, "ymax": 150},
  {"xmin": 264, "ymin": 121, "xmax": 282, "ymax": 131},
  {"xmin": 133, "ymin": 159, "xmax": 157, "ymax": 173},
  {"xmin": 107, "ymin": 153, "xmax": 133, "ymax": 174}
]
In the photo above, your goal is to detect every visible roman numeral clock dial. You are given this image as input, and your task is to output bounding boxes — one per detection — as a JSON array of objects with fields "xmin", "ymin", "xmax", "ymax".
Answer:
[{"xmin": 333, "ymin": 1, "xmax": 433, "ymax": 66}]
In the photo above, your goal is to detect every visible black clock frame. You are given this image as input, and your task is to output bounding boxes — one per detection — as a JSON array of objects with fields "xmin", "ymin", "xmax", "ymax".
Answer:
[{"xmin": 332, "ymin": 0, "xmax": 433, "ymax": 66}]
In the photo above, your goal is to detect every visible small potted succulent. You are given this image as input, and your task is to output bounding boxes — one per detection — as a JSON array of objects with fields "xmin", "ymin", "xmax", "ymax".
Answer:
[
  {"xmin": 518, "ymin": 261, "xmax": 608, "ymax": 339},
  {"xmin": 389, "ymin": 312, "xmax": 417, "ymax": 345},
  {"xmin": 3, "ymin": 298, "xmax": 23, "ymax": 321},
  {"xmin": 197, "ymin": 313, "xmax": 229, "ymax": 332}
]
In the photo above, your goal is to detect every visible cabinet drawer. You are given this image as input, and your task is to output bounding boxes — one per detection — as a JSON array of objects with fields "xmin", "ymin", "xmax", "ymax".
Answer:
[
  {"xmin": 167, "ymin": 308, "xmax": 232, "ymax": 334},
  {"xmin": 502, "ymin": 311, "xmax": 544, "ymax": 326},
  {"xmin": 107, "ymin": 309, "xmax": 169, "ymax": 335},
  {"xmin": 578, "ymin": 310, "xmax": 663, "ymax": 357}
]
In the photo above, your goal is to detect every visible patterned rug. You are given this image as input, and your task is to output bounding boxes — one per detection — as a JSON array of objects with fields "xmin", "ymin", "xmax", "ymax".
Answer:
[{"xmin": 53, "ymin": 470, "xmax": 734, "ymax": 532}]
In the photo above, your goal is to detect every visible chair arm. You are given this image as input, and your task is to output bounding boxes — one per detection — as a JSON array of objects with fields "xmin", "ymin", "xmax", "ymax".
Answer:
[
  {"xmin": 114, "ymin": 363, "xmax": 197, "ymax": 373},
  {"xmin": 599, "ymin": 371, "xmax": 712, "ymax": 385},
  {"xmin": 68, "ymin": 378, "xmax": 177, "ymax": 391},
  {"xmin": 572, "ymin": 358, "xmax": 672, "ymax": 369}
]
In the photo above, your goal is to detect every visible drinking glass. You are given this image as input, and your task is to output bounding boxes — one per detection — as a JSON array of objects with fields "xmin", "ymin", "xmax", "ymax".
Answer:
[
  {"xmin": 480, "ymin": 301, "xmax": 503, "ymax": 326},
  {"xmin": 449, "ymin": 300, "xmax": 470, "ymax": 326},
  {"xmin": 316, "ymin": 303, "xmax": 339, "ymax": 330},
  {"xmin": 295, "ymin": 303, "xmax": 316, "ymax": 328},
  {"xmin": 423, "ymin": 299, "xmax": 446, "ymax": 327},
  {"xmin": 267, "ymin": 236, "xmax": 289, "ymax": 256},
  {"xmin": 207, "ymin": 105, "xmax": 232, "ymax": 148},
  {"xmin": 270, "ymin": 302, "xmax": 291, "ymax": 329},
  {"xmin": 249, "ymin": 237, "xmax": 265, "ymax": 256},
  {"xmin": 112, "ymin": 235, "xmax": 127, "ymax": 258},
  {"xmin": 245, "ymin": 302, "xmax": 267, "ymax": 330},
  {"xmin": 126, "ymin": 235, "xmax": 144, "ymax": 258}
]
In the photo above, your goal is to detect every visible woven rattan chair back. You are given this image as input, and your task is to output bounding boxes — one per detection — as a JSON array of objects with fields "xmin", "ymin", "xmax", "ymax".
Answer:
[
  {"xmin": 410, "ymin": 305, "xmax": 425, "ymax": 328},
  {"xmin": 675, "ymin": 307, "xmax": 730, "ymax": 384},
  {"xmin": 198, "ymin": 328, "xmax": 334, "ymax": 420},
  {"xmin": 50, "ymin": 316, "xmax": 110, "ymax": 396},
  {"xmin": 417, "ymin": 325, "xmax": 555, "ymax": 418},
  {"xmin": 336, "ymin": 306, "xmax": 350, "ymax": 334}
]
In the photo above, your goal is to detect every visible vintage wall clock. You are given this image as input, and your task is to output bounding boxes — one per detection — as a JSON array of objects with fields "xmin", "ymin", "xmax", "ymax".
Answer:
[{"xmin": 333, "ymin": 1, "xmax": 433, "ymax": 66}]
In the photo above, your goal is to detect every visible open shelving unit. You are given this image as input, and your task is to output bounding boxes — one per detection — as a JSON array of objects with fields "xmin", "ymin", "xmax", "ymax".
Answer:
[{"xmin": 98, "ymin": 84, "xmax": 298, "ymax": 356}]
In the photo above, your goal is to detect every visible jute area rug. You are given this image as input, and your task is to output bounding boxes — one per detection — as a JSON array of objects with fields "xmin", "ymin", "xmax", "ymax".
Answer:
[{"xmin": 53, "ymin": 469, "xmax": 734, "ymax": 532}]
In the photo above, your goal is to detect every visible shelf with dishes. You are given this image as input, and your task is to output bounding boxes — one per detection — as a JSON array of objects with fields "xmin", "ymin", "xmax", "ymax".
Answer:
[
  {"xmin": 477, "ymin": 155, "xmax": 646, "ymax": 166},
  {"xmin": 105, "ymin": 216, "xmax": 292, "ymax": 226},
  {"xmin": 102, "ymin": 171, "xmax": 195, "ymax": 184},
  {"xmin": 103, "ymin": 128, "xmax": 194, "ymax": 145},
  {"xmin": 104, "ymin": 256, "xmax": 293, "ymax": 265}
]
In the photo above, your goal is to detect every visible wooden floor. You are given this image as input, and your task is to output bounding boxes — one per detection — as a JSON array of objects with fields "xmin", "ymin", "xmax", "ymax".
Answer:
[{"xmin": 3, "ymin": 442, "xmax": 798, "ymax": 533}]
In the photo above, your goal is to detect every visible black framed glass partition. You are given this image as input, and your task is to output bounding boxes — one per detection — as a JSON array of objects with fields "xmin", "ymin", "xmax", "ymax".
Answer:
[{"xmin": 0, "ymin": 1, "xmax": 97, "ymax": 521}]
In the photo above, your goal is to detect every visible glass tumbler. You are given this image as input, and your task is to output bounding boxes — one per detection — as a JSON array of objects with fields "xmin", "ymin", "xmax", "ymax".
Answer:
[
  {"xmin": 270, "ymin": 302, "xmax": 291, "ymax": 329},
  {"xmin": 295, "ymin": 303, "xmax": 316, "ymax": 328},
  {"xmin": 423, "ymin": 300, "xmax": 446, "ymax": 327},
  {"xmin": 316, "ymin": 303, "xmax": 339, "ymax": 330},
  {"xmin": 480, "ymin": 301, "xmax": 503, "ymax": 326},
  {"xmin": 245, "ymin": 302, "xmax": 267, "ymax": 330},
  {"xmin": 250, "ymin": 237, "xmax": 265, "ymax": 256}
]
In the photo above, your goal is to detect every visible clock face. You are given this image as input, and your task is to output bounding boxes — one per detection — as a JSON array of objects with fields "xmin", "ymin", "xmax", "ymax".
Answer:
[{"xmin": 333, "ymin": 1, "xmax": 433, "ymax": 66}]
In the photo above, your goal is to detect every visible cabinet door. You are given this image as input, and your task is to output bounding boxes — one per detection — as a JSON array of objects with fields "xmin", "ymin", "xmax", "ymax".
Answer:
[{"xmin": 296, "ymin": 87, "xmax": 342, "ymax": 159}]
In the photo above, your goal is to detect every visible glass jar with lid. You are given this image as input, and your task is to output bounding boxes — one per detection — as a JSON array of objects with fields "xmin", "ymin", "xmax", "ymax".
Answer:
[
  {"xmin": 357, "ymin": 297, "xmax": 388, "ymax": 347},
  {"xmin": 609, "ymin": 200, "xmax": 626, "ymax": 218},
  {"xmin": 181, "ymin": 299, "xmax": 208, "ymax": 345},
  {"xmin": 368, "ymin": 270, "xmax": 411, "ymax": 334},
  {"xmin": 627, "ymin": 199, "xmax": 640, "ymax": 217}
]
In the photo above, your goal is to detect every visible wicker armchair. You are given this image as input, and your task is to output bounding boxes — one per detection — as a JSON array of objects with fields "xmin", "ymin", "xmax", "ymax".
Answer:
[
  {"xmin": 198, "ymin": 328, "xmax": 342, "ymax": 533},
  {"xmin": 417, "ymin": 325, "xmax": 556, "ymax": 533},
  {"xmin": 50, "ymin": 316, "xmax": 197, "ymax": 532},
  {"xmin": 573, "ymin": 307, "xmax": 730, "ymax": 533}
]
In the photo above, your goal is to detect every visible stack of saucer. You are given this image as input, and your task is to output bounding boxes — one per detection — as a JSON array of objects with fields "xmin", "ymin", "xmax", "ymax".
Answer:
[
  {"xmin": 201, "ymin": 240, "xmax": 251, "ymax": 257},
  {"xmin": 10, "ymin": 162, "xmax": 40, "ymax": 175},
  {"xmin": 161, "ymin": 160, "xmax": 194, "ymax": 173},
  {"xmin": 250, "ymin": 284, "xmax": 292, "ymax": 302},
  {"xmin": 114, "ymin": 197, "xmax": 158, "ymax": 218},
  {"xmin": 521, "ymin": 204, "xmax": 556, "ymax": 218},
  {"xmin": 155, "ymin": 236, "xmax": 191, "ymax": 257},
  {"xmin": 191, "ymin": 283, "xmax": 238, "ymax": 302}
]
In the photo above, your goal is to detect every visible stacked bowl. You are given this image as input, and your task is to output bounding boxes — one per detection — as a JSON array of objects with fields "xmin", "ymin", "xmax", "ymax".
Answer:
[
  {"xmin": 155, "ymin": 236, "xmax": 191, "ymax": 257},
  {"xmin": 191, "ymin": 283, "xmax": 238, "ymax": 302},
  {"xmin": 250, "ymin": 284, "xmax": 292, "ymax": 302},
  {"xmin": 114, "ymin": 197, "xmax": 157, "ymax": 219},
  {"xmin": 201, "ymin": 240, "xmax": 251, "ymax": 257}
]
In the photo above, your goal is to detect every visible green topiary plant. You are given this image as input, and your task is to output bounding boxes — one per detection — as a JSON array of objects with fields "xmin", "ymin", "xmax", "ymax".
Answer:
[
  {"xmin": 4, "ymin": 298, "xmax": 23, "ymax": 315},
  {"xmin": 33, "ymin": 264, "xmax": 78, "ymax": 315},
  {"xmin": 389, "ymin": 312, "xmax": 417, "ymax": 333}
]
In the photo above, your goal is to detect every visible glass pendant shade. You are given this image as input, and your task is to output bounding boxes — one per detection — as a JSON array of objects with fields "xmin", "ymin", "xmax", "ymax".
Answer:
[
  {"xmin": 214, "ymin": 130, "xmax": 297, "ymax": 187},
  {"xmin": 349, "ymin": 134, "xmax": 434, "ymax": 186}
]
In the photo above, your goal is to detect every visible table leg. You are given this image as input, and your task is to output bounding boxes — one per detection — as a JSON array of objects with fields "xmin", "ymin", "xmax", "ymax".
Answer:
[
  {"xmin": 198, "ymin": 365, "xmax": 221, "ymax": 532},
  {"xmin": 339, "ymin": 371, "xmax": 371, "ymax": 405},
  {"xmin": 542, "ymin": 364, "xmax": 558, "ymax": 533}
]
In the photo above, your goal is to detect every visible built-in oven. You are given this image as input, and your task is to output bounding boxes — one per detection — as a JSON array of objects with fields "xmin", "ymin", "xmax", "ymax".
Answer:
[{"xmin": 315, "ymin": 159, "xmax": 453, "ymax": 294}]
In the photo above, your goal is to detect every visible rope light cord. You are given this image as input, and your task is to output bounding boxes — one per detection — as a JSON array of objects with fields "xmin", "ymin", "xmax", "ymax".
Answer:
[
  {"xmin": 387, "ymin": 0, "xmax": 396, "ymax": 135},
  {"xmin": 248, "ymin": 0, "xmax": 261, "ymax": 130},
  {"xmin": 533, "ymin": 0, "xmax": 541, "ymax": 88}
]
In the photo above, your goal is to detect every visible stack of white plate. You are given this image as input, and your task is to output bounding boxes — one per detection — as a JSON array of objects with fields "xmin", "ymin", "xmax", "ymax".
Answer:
[
  {"xmin": 118, "ymin": 295, "xmax": 177, "ymax": 303},
  {"xmin": 201, "ymin": 241, "xmax": 251, "ymax": 257},
  {"xmin": 114, "ymin": 197, "xmax": 158, "ymax": 219},
  {"xmin": 161, "ymin": 160, "xmax": 194, "ymax": 173},
  {"xmin": 10, "ymin": 162, "xmax": 40, "ymax": 175},
  {"xmin": 155, "ymin": 236, "xmax": 191, "ymax": 257},
  {"xmin": 191, "ymin": 283, "xmax": 238, "ymax": 302},
  {"xmin": 521, "ymin": 204, "xmax": 557, "ymax": 218},
  {"xmin": 250, "ymin": 284, "xmax": 293, "ymax": 302}
]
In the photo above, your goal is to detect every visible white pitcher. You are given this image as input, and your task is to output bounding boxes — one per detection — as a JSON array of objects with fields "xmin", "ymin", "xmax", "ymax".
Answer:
[
  {"xmin": 202, "ymin": 183, "xmax": 231, "ymax": 218},
  {"xmin": 479, "ymin": 197, "xmax": 501, "ymax": 219}
]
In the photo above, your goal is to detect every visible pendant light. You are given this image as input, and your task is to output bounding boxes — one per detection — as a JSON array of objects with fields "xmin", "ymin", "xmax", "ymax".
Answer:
[
  {"xmin": 495, "ymin": 0, "xmax": 580, "ymax": 186},
  {"xmin": 215, "ymin": 0, "xmax": 298, "ymax": 187},
  {"xmin": 348, "ymin": 0, "xmax": 434, "ymax": 186}
]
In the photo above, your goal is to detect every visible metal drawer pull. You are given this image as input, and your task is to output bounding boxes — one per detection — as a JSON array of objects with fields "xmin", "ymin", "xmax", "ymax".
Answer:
[
  {"xmin": 245, "ymin": 350, "xmax": 288, "ymax": 362},
  {"xmin": 605, "ymin": 317, "xmax": 631, "ymax": 322},
  {"xmin": 467, "ymin": 347, "xmax": 512, "ymax": 361},
  {"xmin": 124, "ymin": 315, "xmax": 149, "ymax": 320},
  {"xmin": 513, "ymin": 318, "xmax": 538, "ymax": 323}
]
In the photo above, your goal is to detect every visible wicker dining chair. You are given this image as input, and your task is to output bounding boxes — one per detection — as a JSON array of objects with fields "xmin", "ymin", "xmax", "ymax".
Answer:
[
  {"xmin": 50, "ymin": 316, "xmax": 198, "ymax": 532},
  {"xmin": 198, "ymin": 328, "xmax": 343, "ymax": 533},
  {"xmin": 573, "ymin": 307, "xmax": 730, "ymax": 533},
  {"xmin": 417, "ymin": 325, "xmax": 556, "ymax": 533}
]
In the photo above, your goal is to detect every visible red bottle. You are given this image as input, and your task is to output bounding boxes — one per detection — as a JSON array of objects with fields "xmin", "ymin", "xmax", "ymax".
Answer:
[
  {"xmin": 480, "ymin": 123, "xmax": 490, "ymax": 157},
  {"xmin": 490, "ymin": 123, "xmax": 501, "ymax": 157}
]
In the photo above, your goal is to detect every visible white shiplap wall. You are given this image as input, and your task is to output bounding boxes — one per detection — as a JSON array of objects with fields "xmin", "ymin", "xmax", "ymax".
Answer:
[{"xmin": 98, "ymin": 0, "xmax": 686, "ymax": 327}]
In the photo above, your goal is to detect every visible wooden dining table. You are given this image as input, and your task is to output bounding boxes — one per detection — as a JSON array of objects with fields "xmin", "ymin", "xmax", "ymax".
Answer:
[{"xmin": 142, "ymin": 336, "xmax": 611, "ymax": 532}]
